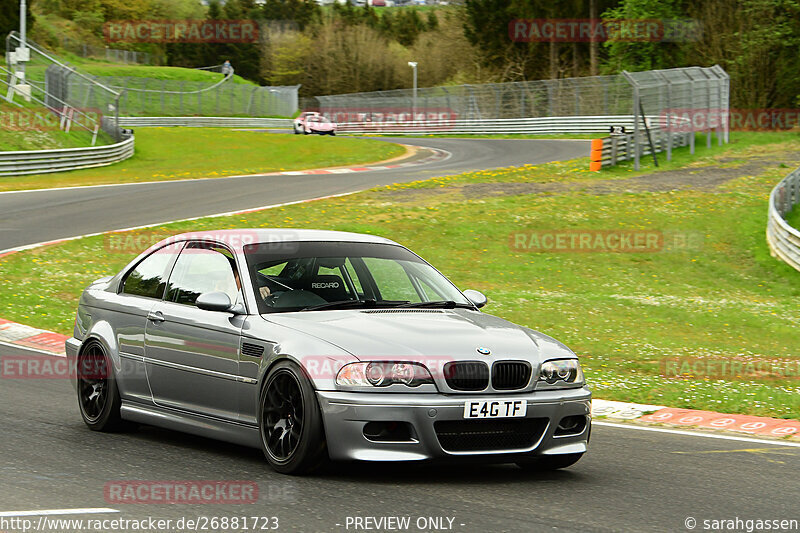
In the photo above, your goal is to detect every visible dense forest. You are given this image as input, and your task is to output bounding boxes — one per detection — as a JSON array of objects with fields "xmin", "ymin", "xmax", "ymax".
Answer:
[{"xmin": 7, "ymin": 0, "xmax": 800, "ymax": 107}]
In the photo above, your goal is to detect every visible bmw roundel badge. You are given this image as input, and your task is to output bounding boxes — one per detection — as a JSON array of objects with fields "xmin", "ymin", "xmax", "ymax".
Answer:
[{"xmin": 476, "ymin": 347, "xmax": 491, "ymax": 355}]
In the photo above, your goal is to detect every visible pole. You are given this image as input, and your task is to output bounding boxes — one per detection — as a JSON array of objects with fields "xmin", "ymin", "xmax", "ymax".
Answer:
[
  {"xmin": 19, "ymin": 0, "xmax": 27, "ymax": 79},
  {"xmin": 413, "ymin": 65, "xmax": 417, "ymax": 121},
  {"xmin": 639, "ymin": 100, "xmax": 658, "ymax": 167},
  {"xmin": 408, "ymin": 61, "xmax": 418, "ymax": 124}
]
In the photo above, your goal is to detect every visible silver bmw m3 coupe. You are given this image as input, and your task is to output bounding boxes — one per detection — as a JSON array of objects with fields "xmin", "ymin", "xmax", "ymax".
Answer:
[{"xmin": 66, "ymin": 229, "xmax": 591, "ymax": 474}]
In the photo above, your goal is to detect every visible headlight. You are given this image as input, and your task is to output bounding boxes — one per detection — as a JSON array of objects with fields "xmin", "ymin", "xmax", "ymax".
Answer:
[
  {"xmin": 538, "ymin": 359, "xmax": 584, "ymax": 386},
  {"xmin": 336, "ymin": 362, "xmax": 434, "ymax": 388}
]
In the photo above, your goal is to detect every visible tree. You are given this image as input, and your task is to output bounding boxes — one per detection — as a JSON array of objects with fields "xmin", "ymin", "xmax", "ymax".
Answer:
[
  {"xmin": 1, "ymin": 0, "xmax": 35, "ymax": 38},
  {"xmin": 686, "ymin": 0, "xmax": 800, "ymax": 108},
  {"xmin": 601, "ymin": 0, "xmax": 689, "ymax": 72}
]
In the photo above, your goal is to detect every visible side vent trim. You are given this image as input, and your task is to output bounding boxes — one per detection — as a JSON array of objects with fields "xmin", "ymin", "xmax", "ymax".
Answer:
[{"xmin": 241, "ymin": 342, "xmax": 265, "ymax": 358}]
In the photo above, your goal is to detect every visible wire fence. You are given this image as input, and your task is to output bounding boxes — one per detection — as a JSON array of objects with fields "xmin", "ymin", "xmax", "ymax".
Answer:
[
  {"xmin": 314, "ymin": 75, "xmax": 633, "ymax": 122},
  {"xmin": 314, "ymin": 66, "xmax": 729, "ymax": 168},
  {"xmin": 88, "ymin": 75, "xmax": 300, "ymax": 117},
  {"xmin": 59, "ymin": 37, "xmax": 157, "ymax": 65},
  {"xmin": 625, "ymin": 66, "xmax": 730, "ymax": 169},
  {"xmin": 5, "ymin": 33, "xmax": 299, "ymax": 121},
  {"xmin": 5, "ymin": 32, "xmax": 125, "ymax": 142}
]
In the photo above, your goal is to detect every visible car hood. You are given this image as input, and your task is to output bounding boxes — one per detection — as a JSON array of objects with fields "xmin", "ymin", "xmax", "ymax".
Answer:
[{"xmin": 261, "ymin": 308, "xmax": 575, "ymax": 364}]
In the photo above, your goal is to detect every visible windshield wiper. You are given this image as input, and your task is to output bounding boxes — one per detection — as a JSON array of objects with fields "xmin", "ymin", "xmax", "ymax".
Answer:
[
  {"xmin": 396, "ymin": 300, "xmax": 473, "ymax": 309},
  {"xmin": 301, "ymin": 299, "xmax": 380, "ymax": 311}
]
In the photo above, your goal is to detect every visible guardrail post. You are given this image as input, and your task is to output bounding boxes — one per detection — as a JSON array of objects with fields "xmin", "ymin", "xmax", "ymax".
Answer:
[
  {"xmin": 611, "ymin": 136, "xmax": 618, "ymax": 166},
  {"xmin": 625, "ymin": 133, "xmax": 632, "ymax": 160}
]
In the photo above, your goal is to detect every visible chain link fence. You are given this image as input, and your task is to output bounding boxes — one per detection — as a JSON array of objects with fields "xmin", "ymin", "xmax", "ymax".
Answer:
[
  {"xmin": 60, "ymin": 37, "xmax": 157, "ymax": 65},
  {"xmin": 5, "ymin": 32, "xmax": 125, "ymax": 143},
  {"xmin": 314, "ymin": 75, "xmax": 633, "ymax": 121},
  {"xmin": 625, "ymin": 66, "xmax": 729, "ymax": 169},
  {"xmin": 88, "ymin": 75, "xmax": 299, "ymax": 117},
  {"xmin": 314, "ymin": 66, "xmax": 729, "ymax": 169}
]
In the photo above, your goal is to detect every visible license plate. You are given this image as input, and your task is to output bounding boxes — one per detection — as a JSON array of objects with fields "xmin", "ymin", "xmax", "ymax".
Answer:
[{"xmin": 463, "ymin": 399, "xmax": 527, "ymax": 419}]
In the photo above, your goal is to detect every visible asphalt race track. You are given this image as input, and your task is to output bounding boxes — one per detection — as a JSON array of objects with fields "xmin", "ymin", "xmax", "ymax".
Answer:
[
  {"xmin": 2, "ymin": 344, "xmax": 799, "ymax": 533},
  {"xmin": 2, "ymin": 136, "xmax": 798, "ymax": 532},
  {"xmin": 0, "ymin": 138, "xmax": 588, "ymax": 252}
]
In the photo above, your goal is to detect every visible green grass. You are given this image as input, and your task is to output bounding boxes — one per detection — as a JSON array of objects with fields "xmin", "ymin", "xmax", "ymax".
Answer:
[
  {"xmin": 80, "ymin": 65, "xmax": 255, "ymax": 85},
  {"xmin": 0, "ymin": 101, "xmax": 113, "ymax": 151},
  {"xmin": 2, "ymin": 132, "xmax": 800, "ymax": 418},
  {"xmin": 0, "ymin": 128, "xmax": 405, "ymax": 192}
]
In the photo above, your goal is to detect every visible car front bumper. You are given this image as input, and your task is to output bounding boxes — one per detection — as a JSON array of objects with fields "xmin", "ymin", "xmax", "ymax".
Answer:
[{"xmin": 316, "ymin": 387, "xmax": 591, "ymax": 462}]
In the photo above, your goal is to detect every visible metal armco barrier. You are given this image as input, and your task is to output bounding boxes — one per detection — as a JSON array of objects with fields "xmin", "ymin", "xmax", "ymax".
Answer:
[
  {"xmin": 590, "ymin": 127, "xmax": 693, "ymax": 171},
  {"xmin": 767, "ymin": 167, "xmax": 800, "ymax": 273},
  {"xmin": 0, "ymin": 136, "xmax": 135, "ymax": 177},
  {"xmin": 336, "ymin": 115, "xmax": 637, "ymax": 135},
  {"xmin": 118, "ymin": 116, "xmax": 293, "ymax": 129}
]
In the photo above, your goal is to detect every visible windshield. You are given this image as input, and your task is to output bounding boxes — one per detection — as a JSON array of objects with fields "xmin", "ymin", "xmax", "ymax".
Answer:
[{"xmin": 243, "ymin": 241, "xmax": 472, "ymax": 313}]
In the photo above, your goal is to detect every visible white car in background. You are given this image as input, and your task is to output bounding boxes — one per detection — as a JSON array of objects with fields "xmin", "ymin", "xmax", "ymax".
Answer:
[{"xmin": 293, "ymin": 112, "xmax": 320, "ymax": 134}]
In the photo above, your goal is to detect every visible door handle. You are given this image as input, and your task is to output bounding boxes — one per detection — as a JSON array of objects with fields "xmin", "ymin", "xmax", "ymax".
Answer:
[{"xmin": 147, "ymin": 311, "xmax": 165, "ymax": 323}]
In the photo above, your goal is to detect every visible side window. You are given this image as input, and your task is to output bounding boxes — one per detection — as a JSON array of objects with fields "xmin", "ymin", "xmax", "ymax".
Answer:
[
  {"xmin": 121, "ymin": 243, "xmax": 182, "ymax": 299},
  {"xmin": 166, "ymin": 243, "xmax": 239, "ymax": 306}
]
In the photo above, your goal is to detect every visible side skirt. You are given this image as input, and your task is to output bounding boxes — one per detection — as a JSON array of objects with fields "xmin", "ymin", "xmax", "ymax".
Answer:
[{"xmin": 120, "ymin": 401, "xmax": 262, "ymax": 449}]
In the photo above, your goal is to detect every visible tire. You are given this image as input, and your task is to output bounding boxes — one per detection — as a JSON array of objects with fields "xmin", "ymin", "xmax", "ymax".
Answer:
[
  {"xmin": 258, "ymin": 360, "xmax": 327, "ymax": 475},
  {"xmin": 329, "ymin": 131, "xmax": 336, "ymax": 136},
  {"xmin": 516, "ymin": 453, "xmax": 584, "ymax": 471},
  {"xmin": 76, "ymin": 340, "xmax": 125, "ymax": 432}
]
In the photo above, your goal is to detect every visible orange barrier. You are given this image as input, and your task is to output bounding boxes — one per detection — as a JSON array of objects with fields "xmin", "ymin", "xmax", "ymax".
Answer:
[{"xmin": 589, "ymin": 138, "xmax": 604, "ymax": 171}]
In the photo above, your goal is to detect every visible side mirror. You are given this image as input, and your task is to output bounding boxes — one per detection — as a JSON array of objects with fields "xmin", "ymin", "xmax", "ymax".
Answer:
[
  {"xmin": 196, "ymin": 291, "xmax": 234, "ymax": 312},
  {"xmin": 462, "ymin": 289, "xmax": 487, "ymax": 309}
]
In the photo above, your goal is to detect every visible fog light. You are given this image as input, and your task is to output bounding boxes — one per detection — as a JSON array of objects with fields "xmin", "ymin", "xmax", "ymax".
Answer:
[
  {"xmin": 555, "ymin": 415, "xmax": 587, "ymax": 436},
  {"xmin": 363, "ymin": 421, "xmax": 416, "ymax": 442}
]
